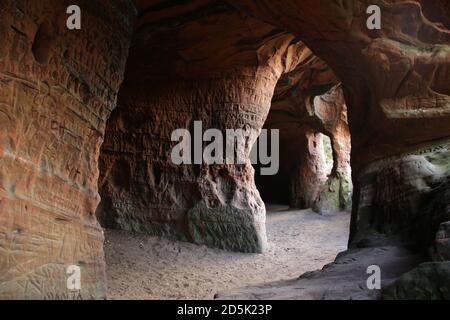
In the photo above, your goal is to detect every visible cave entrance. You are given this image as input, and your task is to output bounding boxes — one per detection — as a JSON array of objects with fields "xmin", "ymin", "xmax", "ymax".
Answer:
[
  {"xmin": 254, "ymin": 81, "xmax": 352, "ymax": 215},
  {"xmin": 97, "ymin": 35, "xmax": 354, "ymax": 298},
  {"xmin": 253, "ymin": 124, "xmax": 291, "ymax": 207},
  {"xmin": 253, "ymin": 126, "xmax": 336, "ymax": 211},
  {"xmin": 98, "ymin": 83, "xmax": 354, "ymax": 300}
]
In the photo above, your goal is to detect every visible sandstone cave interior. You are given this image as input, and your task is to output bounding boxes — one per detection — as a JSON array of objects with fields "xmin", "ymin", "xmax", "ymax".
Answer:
[{"xmin": 0, "ymin": 0, "xmax": 449, "ymax": 301}]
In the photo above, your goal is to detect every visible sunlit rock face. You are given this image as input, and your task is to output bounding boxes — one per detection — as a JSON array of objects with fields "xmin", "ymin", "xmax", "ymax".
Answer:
[
  {"xmin": 97, "ymin": 1, "xmax": 304, "ymax": 253},
  {"xmin": 0, "ymin": 0, "xmax": 135, "ymax": 299}
]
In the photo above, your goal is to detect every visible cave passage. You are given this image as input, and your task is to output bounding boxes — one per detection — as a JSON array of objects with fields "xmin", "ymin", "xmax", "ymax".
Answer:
[
  {"xmin": 253, "ymin": 54, "xmax": 353, "ymax": 214},
  {"xmin": 0, "ymin": 0, "xmax": 449, "ymax": 300},
  {"xmin": 254, "ymin": 127, "xmax": 337, "ymax": 209},
  {"xmin": 104, "ymin": 206, "xmax": 350, "ymax": 299},
  {"xmin": 99, "ymin": 32, "xmax": 354, "ymax": 299}
]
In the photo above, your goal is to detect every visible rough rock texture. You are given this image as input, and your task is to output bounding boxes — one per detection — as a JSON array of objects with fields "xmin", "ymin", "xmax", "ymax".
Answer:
[
  {"xmin": 420, "ymin": 0, "xmax": 450, "ymax": 29},
  {"xmin": 351, "ymin": 142, "xmax": 450, "ymax": 249},
  {"xmin": 217, "ymin": 0, "xmax": 450, "ymax": 299},
  {"xmin": 257, "ymin": 79, "xmax": 352, "ymax": 213},
  {"xmin": 253, "ymin": 44, "xmax": 339, "ymax": 206},
  {"xmin": 288, "ymin": 130, "xmax": 332, "ymax": 210},
  {"xmin": 97, "ymin": 1, "xmax": 305, "ymax": 252},
  {"xmin": 432, "ymin": 221, "xmax": 450, "ymax": 261},
  {"xmin": 227, "ymin": 0, "xmax": 450, "ymax": 241},
  {"xmin": 97, "ymin": 0, "xmax": 449, "ymax": 255},
  {"xmin": 312, "ymin": 87, "xmax": 353, "ymax": 213},
  {"xmin": 254, "ymin": 44, "xmax": 352, "ymax": 213},
  {"xmin": 383, "ymin": 262, "xmax": 450, "ymax": 300},
  {"xmin": 220, "ymin": 141, "xmax": 450, "ymax": 300},
  {"xmin": 0, "ymin": 0, "xmax": 135, "ymax": 299},
  {"xmin": 0, "ymin": 0, "xmax": 449, "ymax": 300},
  {"xmin": 230, "ymin": 0, "xmax": 450, "ymax": 166}
]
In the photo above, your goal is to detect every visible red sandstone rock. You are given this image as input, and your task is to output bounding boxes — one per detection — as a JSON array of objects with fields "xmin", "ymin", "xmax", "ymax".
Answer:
[
  {"xmin": 433, "ymin": 221, "xmax": 450, "ymax": 261},
  {"xmin": 229, "ymin": 0, "xmax": 450, "ymax": 246},
  {"xmin": 0, "ymin": 0, "xmax": 135, "ymax": 299},
  {"xmin": 0, "ymin": 0, "xmax": 448, "ymax": 300},
  {"xmin": 97, "ymin": 2, "xmax": 304, "ymax": 253},
  {"xmin": 258, "ymin": 75, "xmax": 352, "ymax": 213}
]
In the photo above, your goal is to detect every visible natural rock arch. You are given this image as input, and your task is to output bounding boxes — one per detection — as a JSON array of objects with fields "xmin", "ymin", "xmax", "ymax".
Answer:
[
  {"xmin": 227, "ymin": 0, "xmax": 450, "ymax": 245},
  {"xmin": 0, "ymin": 0, "xmax": 136, "ymax": 299},
  {"xmin": 255, "ymin": 48, "xmax": 352, "ymax": 213},
  {"xmin": 97, "ymin": 1, "xmax": 306, "ymax": 253}
]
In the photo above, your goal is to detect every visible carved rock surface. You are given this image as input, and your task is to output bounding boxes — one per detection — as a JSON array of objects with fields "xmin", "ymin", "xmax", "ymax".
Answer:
[
  {"xmin": 0, "ymin": 0, "xmax": 134, "ymax": 299},
  {"xmin": 254, "ymin": 45, "xmax": 352, "ymax": 213},
  {"xmin": 216, "ymin": 0, "xmax": 450, "ymax": 299},
  {"xmin": 97, "ymin": 1, "xmax": 304, "ymax": 252},
  {"xmin": 0, "ymin": 0, "xmax": 449, "ymax": 300}
]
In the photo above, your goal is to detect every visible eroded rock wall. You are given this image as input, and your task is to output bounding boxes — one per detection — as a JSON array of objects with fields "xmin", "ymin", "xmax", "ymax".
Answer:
[
  {"xmin": 312, "ymin": 86, "xmax": 352, "ymax": 213},
  {"xmin": 256, "ymin": 46, "xmax": 352, "ymax": 213},
  {"xmin": 97, "ymin": 2, "xmax": 303, "ymax": 252},
  {"xmin": 352, "ymin": 141, "xmax": 450, "ymax": 248},
  {"xmin": 216, "ymin": 0, "xmax": 450, "ymax": 299},
  {"xmin": 230, "ymin": 0, "xmax": 450, "ymax": 246},
  {"xmin": 289, "ymin": 130, "xmax": 331, "ymax": 210},
  {"xmin": 0, "ymin": 0, "xmax": 134, "ymax": 299}
]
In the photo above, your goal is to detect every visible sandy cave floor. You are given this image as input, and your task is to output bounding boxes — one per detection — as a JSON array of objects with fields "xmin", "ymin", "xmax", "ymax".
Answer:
[{"xmin": 104, "ymin": 206, "xmax": 350, "ymax": 300}]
